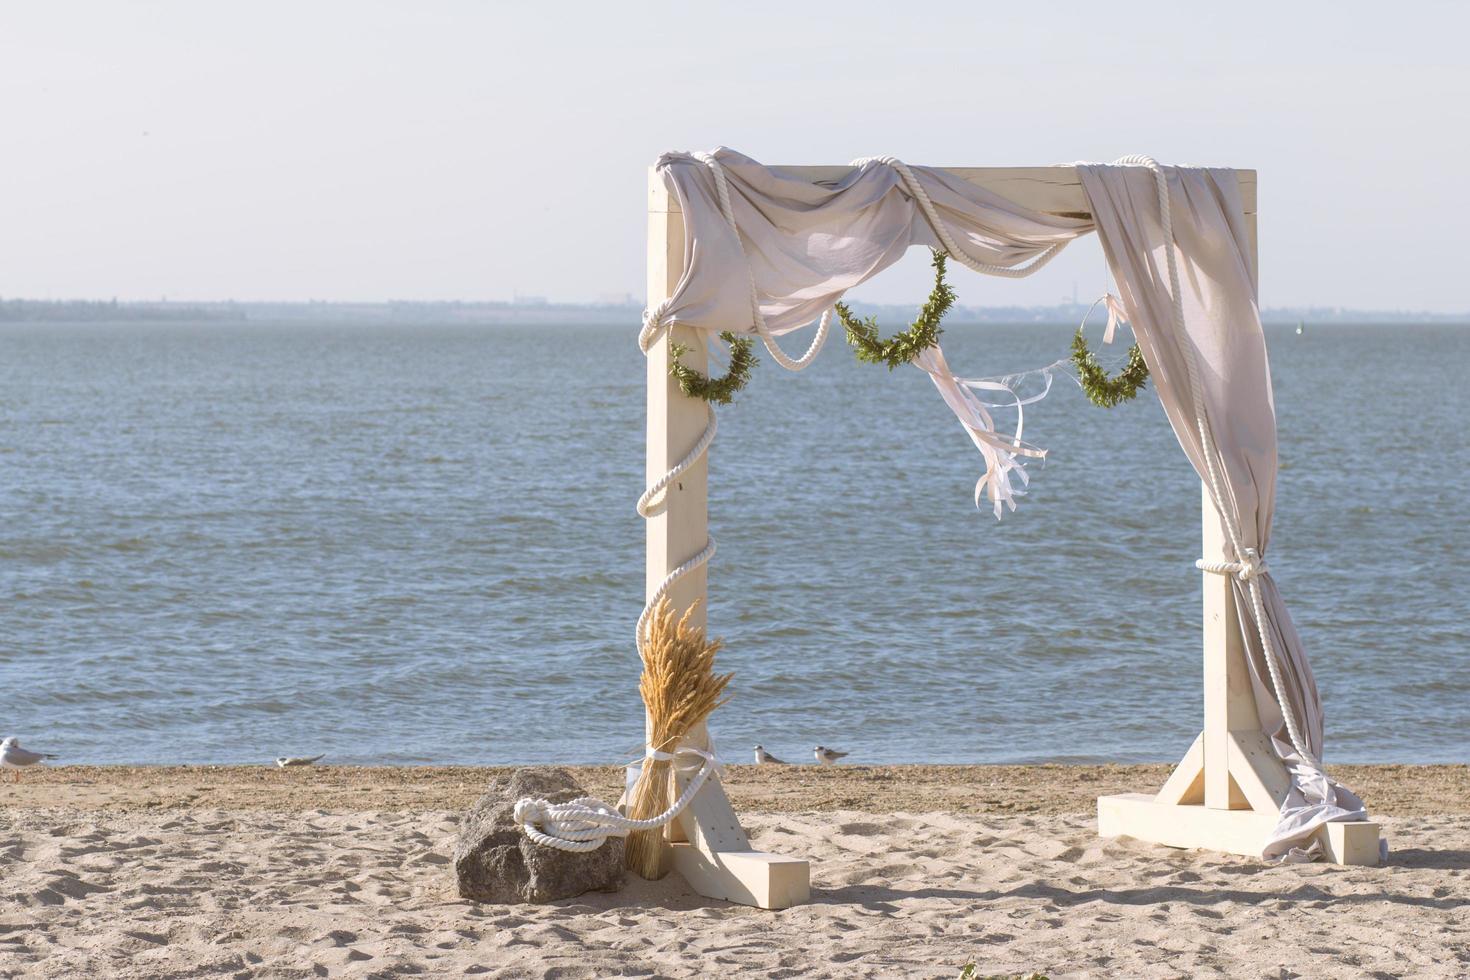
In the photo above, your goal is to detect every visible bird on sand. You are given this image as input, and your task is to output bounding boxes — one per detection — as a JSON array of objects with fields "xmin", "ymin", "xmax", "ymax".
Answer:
[
  {"xmin": 814, "ymin": 745, "xmax": 849, "ymax": 765},
  {"xmin": 753, "ymin": 745, "xmax": 787, "ymax": 765},
  {"xmin": 275, "ymin": 754, "xmax": 325, "ymax": 768},
  {"xmin": 1, "ymin": 737, "xmax": 58, "ymax": 782}
]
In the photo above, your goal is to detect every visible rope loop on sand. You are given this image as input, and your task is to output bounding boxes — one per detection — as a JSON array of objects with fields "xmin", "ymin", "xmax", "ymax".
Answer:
[{"xmin": 514, "ymin": 746, "xmax": 720, "ymax": 852}]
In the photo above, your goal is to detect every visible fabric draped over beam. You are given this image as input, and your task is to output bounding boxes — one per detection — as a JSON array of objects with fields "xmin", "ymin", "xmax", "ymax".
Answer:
[
  {"xmin": 654, "ymin": 149, "xmax": 1093, "ymax": 515},
  {"xmin": 649, "ymin": 147, "xmax": 1368, "ymax": 857}
]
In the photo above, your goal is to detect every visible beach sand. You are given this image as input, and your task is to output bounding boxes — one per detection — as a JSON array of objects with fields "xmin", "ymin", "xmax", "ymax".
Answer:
[{"xmin": 1, "ymin": 764, "xmax": 1466, "ymax": 978}]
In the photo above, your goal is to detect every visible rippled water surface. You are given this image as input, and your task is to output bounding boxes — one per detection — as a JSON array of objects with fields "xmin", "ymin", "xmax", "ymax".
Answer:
[{"xmin": 1, "ymin": 321, "xmax": 1465, "ymax": 765}]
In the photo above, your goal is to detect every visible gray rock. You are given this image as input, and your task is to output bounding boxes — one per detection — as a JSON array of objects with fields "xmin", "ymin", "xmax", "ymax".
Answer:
[{"xmin": 453, "ymin": 767, "xmax": 625, "ymax": 903}]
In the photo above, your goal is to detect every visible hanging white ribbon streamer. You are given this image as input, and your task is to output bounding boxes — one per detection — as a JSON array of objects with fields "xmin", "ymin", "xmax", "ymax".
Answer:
[
  {"xmin": 912, "ymin": 346, "xmax": 1051, "ymax": 518},
  {"xmin": 1075, "ymin": 291, "xmax": 1131, "ymax": 345}
]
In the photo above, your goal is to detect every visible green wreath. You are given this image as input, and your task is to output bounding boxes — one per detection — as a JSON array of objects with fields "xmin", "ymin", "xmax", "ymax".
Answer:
[
  {"xmin": 1071, "ymin": 324, "xmax": 1149, "ymax": 408},
  {"xmin": 835, "ymin": 249, "xmax": 956, "ymax": 370},
  {"xmin": 669, "ymin": 331, "xmax": 757, "ymax": 405}
]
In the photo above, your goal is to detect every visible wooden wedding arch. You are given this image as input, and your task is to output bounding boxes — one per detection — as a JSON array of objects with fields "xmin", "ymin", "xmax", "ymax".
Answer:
[{"xmin": 643, "ymin": 165, "xmax": 1381, "ymax": 911}]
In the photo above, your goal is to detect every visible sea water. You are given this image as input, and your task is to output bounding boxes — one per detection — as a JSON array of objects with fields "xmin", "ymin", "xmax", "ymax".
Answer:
[{"xmin": 0, "ymin": 321, "xmax": 1464, "ymax": 765}]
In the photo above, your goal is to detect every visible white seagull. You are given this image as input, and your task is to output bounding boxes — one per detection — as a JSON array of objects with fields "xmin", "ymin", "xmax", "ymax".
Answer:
[
  {"xmin": 814, "ymin": 745, "xmax": 849, "ymax": 765},
  {"xmin": 275, "ymin": 754, "xmax": 325, "ymax": 768},
  {"xmin": 753, "ymin": 745, "xmax": 787, "ymax": 765},
  {"xmin": 1, "ymin": 737, "xmax": 58, "ymax": 782}
]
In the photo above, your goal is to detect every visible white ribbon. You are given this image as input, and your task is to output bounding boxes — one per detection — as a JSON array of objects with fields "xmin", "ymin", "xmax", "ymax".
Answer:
[{"xmin": 913, "ymin": 345, "xmax": 1053, "ymax": 518}]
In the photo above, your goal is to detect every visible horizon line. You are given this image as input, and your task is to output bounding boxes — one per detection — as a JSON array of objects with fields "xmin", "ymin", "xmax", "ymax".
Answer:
[{"xmin": 3, "ymin": 296, "xmax": 1468, "ymax": 319}]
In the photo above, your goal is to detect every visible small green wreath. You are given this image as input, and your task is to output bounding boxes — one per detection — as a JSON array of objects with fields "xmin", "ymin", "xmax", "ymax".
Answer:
[
  {"xmin": 1071, "ymin": 327, "xmax": 1149, "ymax": 408},
  {"xmin": 835, "ymin": 249, "xmax": 956, "ymax": 370},
  {"xmin": 669, "ymin": 331, "xmax": 757, "ymax": 405}
]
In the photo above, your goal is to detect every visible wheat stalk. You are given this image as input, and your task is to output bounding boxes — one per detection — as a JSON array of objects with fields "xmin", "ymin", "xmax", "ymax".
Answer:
[{"xmin": 624, "ymin": 596, "xmax": 732, "ymax": 879}]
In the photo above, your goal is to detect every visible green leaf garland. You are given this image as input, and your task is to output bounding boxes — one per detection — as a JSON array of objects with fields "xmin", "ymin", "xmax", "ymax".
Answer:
[
  {"xmin": 669, "ymin": 331, "xmax": 757, "ymax": 405},
  {"xmin": 1071, "ymin": 328, "xmax": 1149, "ymax": 408},
  {"xmin": 835, "ymin": 249, "xmax": 956, "ymax": 369}
]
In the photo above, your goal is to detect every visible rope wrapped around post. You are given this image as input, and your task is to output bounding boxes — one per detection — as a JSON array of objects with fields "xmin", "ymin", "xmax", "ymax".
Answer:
[
  {"xmin": 1197, "ymin": 547, "xmax": 1267, "ymax": 582},
  {"xmin": 635, "ymin": 150, "xmax": 833, "ymax": 657}
]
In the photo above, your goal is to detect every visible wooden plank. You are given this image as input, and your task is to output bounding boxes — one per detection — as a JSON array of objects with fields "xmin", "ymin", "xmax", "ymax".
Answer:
[
  {"xmin": 1099, "ymin": 793, "xmax": 1279, "ymax": 858},
  {"xmin": 1227, "ymin": 731, "xmax": 1292, "ymax": 813},
  {"xmin": 1322, "ymin": 821, "xmax": 1384, "ymax": 866},
  {"xmin": 670, "ymin": 722, "xmax": 750, "ymax": 852},
  {"xmin": 652, "ymin": 165, "xmax": 1256, "ymax": 217},
  {"xmin": 645, "ymin": 165, "xmax": 712, "ymax": 849},
  {"xmin": 1100, "ymin": 794, "xmax": 1383, "ymax": 867}
]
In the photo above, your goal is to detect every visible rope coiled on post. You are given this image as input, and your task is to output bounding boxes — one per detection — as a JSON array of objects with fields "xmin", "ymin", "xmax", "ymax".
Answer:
[{"xmin": 636, "ymin": 151, "xmax": 833, "ymax": 658}]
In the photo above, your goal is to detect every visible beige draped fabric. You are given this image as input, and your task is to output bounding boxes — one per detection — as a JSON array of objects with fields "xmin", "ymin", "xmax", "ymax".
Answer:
[
  {"xmin": 651, "ymin": 147, "xmax": 1369, "ymax": 858},
  {"xmin": 1077, "ymin": 165, "xmax": 1368, "ymax": 858}
]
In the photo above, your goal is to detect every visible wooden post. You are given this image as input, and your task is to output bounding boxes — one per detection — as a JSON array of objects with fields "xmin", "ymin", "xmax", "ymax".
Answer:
[
  {"xmin": 1098, "ymin": 178, "xmax": 1382, "ymax": 864},
  {"xmin": 645, "ymin": 174, "xmax": 707, "ymax": 633},
  {"xmin": 645, "ymin": 168, "xmax": 810, "ymax": 909},
  {"xmin": 1202, "ymin": 482, "xmax": 1257, "ymax": 810}
]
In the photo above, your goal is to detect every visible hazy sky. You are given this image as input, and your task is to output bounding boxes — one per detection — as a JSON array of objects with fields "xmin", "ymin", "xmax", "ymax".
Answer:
[{"xmin": 4, "ymin": 1, "xmax": 1467, "ymax": 310}]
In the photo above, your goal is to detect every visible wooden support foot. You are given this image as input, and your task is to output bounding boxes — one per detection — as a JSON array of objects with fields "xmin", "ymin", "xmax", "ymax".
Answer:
[
  {"xmin": 671, "ymin": 843, "xmax": 810, "ymax": 909},
  {"xmin": 1103, "ymin": 483, "xmax": 1382, "ymax": 869},
  {"xmin": 1321, "ymin": 820, "xmax": 1384, "ymax": 866},
  {"xmin": 1099, "ymin": 793, "xmax": 1382, "ymax": 866},
  {"xmin": 667, "ymin": 745, "xmax": 810, "ymax": 909}
]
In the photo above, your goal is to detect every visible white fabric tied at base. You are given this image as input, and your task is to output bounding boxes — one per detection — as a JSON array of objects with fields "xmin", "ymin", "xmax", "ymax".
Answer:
[{"xmin": 651, "ymin": 147, "xmax": 1371, "ymax": 860}]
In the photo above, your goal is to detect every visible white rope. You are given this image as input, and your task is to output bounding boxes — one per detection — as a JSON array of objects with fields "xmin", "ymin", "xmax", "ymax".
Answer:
[
  {"xmin": 1116, "ymin": 154, "xmax": 1317, "ymax": 767},
  {"xmin": 636, "ymin": 401, "xmax": 717, "ymax": 519},
  {"xmin": 1196, "ymin": 548, "xmax": 1267, "ymax": 581},
  {"xmin": 692, "ymin": 150, "xmax": 831, "ymax": 371},
  {"xmin": 636, "ymin": 534, "xmax": 717, "ymax": 652},
  {"xmin": 514, "ymin": 746, "xmax": 721, "ymax": 853},
  {"xmin": 634, "ymin": 151, "xmax": 834, "ymax": 666}
]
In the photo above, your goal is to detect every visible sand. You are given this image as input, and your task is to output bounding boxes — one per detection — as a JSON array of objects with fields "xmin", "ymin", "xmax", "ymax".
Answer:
[{"xmin": 1, "ymin": 765, "xmax": 1466, "ymax": 978}]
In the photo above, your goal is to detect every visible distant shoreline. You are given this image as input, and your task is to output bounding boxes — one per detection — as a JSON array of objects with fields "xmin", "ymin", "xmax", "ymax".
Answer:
[{"xmin": 3, "ymin": 297, "xmax": 1467, "ymax": 326}]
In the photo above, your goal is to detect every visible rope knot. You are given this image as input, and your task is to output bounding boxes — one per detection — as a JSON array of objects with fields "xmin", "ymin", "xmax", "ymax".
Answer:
[
  {"xmin": 1194, "ymin": 547, "xmax": 1269, "ymax": 583},
  {"xmin": 512, "ymin": 798, "xmax": 546, "ymax": 825},
  {"xmin": 1235, "ymin": 547, "xmax": 1267, "ymax": 581}
]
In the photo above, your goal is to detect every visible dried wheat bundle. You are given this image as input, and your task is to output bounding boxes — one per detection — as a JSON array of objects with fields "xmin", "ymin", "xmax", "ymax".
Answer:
[{"xmin": 624, "ymin": 596, "xmax": 732, "ymax": 880}]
